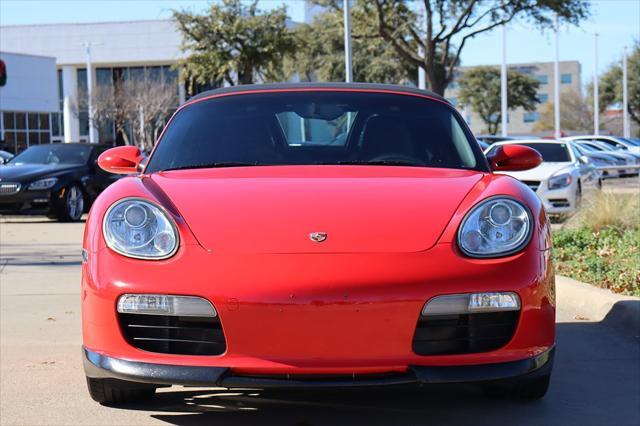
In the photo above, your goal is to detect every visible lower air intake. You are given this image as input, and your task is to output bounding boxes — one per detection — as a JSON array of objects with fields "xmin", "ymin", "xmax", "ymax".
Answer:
[
  {"xmin": 118, "ymin": 313, "xmax": 226, "ymax": 355},
  {"xmin": 412, "ymin": 311, "xmax": 519, "ymax": 356}
]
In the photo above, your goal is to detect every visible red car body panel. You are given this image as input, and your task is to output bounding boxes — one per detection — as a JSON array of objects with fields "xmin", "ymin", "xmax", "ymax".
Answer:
[{"xmin": 82, "ymin": 163, "xmax": 554, "ymax": 376}]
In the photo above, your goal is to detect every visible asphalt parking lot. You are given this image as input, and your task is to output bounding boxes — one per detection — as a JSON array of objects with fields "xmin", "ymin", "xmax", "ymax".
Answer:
[{"xmin": 1, "ymin": 180, "xmax": 639, "ymax": 426}]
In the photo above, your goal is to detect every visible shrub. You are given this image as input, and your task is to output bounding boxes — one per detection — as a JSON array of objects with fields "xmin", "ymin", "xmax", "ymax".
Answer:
[{"xmin": 553, "ymin": 193, "xmax": 640, "ymax": 296}]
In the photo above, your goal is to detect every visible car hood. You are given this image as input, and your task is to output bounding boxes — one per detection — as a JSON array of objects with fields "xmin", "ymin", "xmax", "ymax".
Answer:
[
  {"xmin": 496, "ymin": 162, "xmax": 573, "ymax": 181},
  {"xmin": 0, "ymin": 164, "xmax": 80, "ymax": 182},
  {"xmin": 150, "ymin": 166, "xmax": 484, "ymax": 254}
]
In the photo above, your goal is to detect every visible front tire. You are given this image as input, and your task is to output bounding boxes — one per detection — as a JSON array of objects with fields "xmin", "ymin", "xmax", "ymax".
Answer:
[
  {"xmin": 86, "ymin": 377, "xmax": 156, "ymax": 405},
  {"xmin": 482, "ymin": 371, "xmax": 551, "ymax": 400},
  {"xmin": 53, "ymin": 184, "xmax": 85, "ymax": 222}
]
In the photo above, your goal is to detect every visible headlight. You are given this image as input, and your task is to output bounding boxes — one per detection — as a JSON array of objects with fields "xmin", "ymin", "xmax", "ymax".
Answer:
[
  {"xmin": 28, "ymin": 177, "xmax": 58, "ymax": 190},
  {"xmin": 458, "ymin": 197, "xmax": 532, "ymax": 258},
  {"xmin": 548, "ymin": 173, "xmax": 572, "ymax": 190},
  {"xmin": 103, "ymin": 198, "xmax": 179, "ymax": 259}
]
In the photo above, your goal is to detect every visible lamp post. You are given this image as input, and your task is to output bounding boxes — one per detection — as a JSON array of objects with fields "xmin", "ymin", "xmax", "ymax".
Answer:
[
  {"xmin": 343, "ymin": 0, "xmax": 353, "ymax": 83},
  {"xmin": 553, "ymin": 15, "xmax": 561, "ymax": 139},
  {"xmin": 622, "ymin": 47, "xmax": 630, "ymax": 138},
  {"xmin": 500, "ymin": 24, "xmax": 508, "ymax": 137},
  {"xmin": 418, "ymin": 2, "xmax": 427, "ymax": 90},
  {"xmin": 82, "ymin": 41, "xmax": 101, "ymax": 144},
  {"xmin": 593, "ymin": 33, "xmax": 599, "ymax": 135}
]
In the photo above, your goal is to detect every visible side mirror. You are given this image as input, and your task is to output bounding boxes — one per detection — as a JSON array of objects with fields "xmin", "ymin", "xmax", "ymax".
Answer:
[
  {"xmin": 579, "ymin": 155, "xmax": 589, "ymax": 164},
  {"xmin": 97, "ymin": 146, "xmax": 144, "ymax": 174},
  {"xmin": 486, "ymin": 144, "xmax": 542, "ymax": 172}
]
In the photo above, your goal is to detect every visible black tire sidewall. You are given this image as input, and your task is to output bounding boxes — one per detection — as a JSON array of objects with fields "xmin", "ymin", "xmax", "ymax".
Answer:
[{"xmin": 54, "ymin": 184, "xmax": 85, "ymax": 222}]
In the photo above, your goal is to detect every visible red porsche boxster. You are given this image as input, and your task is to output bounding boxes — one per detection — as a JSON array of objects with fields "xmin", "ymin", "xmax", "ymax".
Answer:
[{"xmin": 82, "ymin": 83, "xmax": 554, "ymax": 405}]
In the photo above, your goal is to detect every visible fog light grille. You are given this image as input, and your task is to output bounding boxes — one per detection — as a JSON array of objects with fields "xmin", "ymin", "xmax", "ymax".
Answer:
[
  {"xmin": 118, "ymin": 313, "xmax": 226, "ymax": 356},
  {"xmin": 412, "ymin": 311, "xmax": 519, "ymax": 356}
]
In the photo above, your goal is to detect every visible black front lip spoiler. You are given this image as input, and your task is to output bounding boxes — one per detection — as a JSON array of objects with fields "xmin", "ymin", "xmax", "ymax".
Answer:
[{"xmin": 83, "ymin": 347, "xmax": 554, "ymax": 389}]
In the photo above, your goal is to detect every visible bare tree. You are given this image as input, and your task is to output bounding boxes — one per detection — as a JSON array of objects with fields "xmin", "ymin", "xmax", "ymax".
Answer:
[
  {"xmin": 80, "ymin": 72, "xmax": 178, "ymax": 152},
  {"xmin": 126, "ymin": 77, "xmax": 178, "ymax": 152}
]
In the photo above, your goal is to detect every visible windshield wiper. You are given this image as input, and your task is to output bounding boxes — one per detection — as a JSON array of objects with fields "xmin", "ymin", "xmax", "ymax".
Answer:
[{"xmin": 161, "ymin": 162, "xmax": 259, "ymax": 172}]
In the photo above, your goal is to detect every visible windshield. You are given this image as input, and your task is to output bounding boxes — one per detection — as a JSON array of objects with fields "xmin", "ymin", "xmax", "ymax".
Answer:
[
  {"xmin": 9, "ymin": 144, "xmax": 92, "ymax": 166},
  {"xmin": 487, "ymin": 143, "xmax": 571, "ymax": 163},
  {"xmin": 577, "ymin": 143, "xmax": 598, "ymax": 152},
  {"xmin": 146, "ymin": 91, "xmax": 483, "ymax": 173},
  {"xmin": 621, "ymin": 137, "xmax": 640, "ymax": 146},
  {"xmin": 598, "ymin": 139, "xmax": 626, "ymax": 150}
]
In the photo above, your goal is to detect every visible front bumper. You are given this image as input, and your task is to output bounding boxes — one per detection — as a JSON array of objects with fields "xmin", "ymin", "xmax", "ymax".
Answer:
[
  {"xmin": 83, "ymin": 346, "xmax": 554, "ymax": 388},
  {"xmin": 82, "ymin": 242, "xmax": 555, "ymax": 374},
  {"xmin": 537, "ymin": 184, "xmax": 576, "ymax": 215},
  {"xmin": 0, "ymin": 189, "xmax": 52, "ymax": 213}
]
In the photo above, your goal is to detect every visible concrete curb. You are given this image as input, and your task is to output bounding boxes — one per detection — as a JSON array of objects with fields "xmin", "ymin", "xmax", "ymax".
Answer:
[{"xmin": 556, "ymin": 275, "xmax": 640, "ymax": 334}]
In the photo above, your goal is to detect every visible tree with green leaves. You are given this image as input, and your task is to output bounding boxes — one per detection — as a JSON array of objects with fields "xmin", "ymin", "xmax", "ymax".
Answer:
[
  {"xmin": 173, "ymin": 0, "xmax": 296, "ymax": 88},
  {"xmin": 458, "ymin": 66, "xmax": 540, "ymax": 134},
  {"xmin": 287, "ymin": 1, "xmax": 416, "ymax": 84},
  {"xmin": 598, "ymin": 42, "xmax": 640, "ymax": 127},
  {"xmin": 316, "ymin": 0, "xmax": 588, "ymax": 95}
]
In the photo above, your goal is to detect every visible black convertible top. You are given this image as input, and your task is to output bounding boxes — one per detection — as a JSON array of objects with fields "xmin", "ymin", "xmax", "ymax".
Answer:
[{"xmin": 189, "ymin": 82, "xmax": 447, "ymax": 103}]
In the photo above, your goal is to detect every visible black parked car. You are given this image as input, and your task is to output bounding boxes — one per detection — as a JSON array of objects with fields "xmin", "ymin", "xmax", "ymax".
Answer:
[
  {"xmin": 0, "ymin": 150, "xmax": 14, "ymax": 165},
  {"xmin": 0, "ymin": 143, "xmax": 120, "ymax": 221}
]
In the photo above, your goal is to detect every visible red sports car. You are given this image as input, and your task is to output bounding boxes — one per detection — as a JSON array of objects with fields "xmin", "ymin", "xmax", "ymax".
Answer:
[{"xmin": 82, "ymin": 83, "xmax": 554, "ymax": 405}]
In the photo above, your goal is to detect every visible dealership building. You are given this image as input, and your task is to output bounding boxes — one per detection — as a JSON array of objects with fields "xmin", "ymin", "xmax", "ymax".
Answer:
[
  {"xmin": 1, "ymin": 20, "xmax": 186, "ymax": 151},
  {"xmin": 0, "ymin": 52, "xmax": 59, "ymax": 153}
]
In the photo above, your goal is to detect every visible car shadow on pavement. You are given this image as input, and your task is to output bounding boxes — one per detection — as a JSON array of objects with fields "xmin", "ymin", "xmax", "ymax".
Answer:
[{"xmin": 107, "ymin": 316, "xmax": 640, "ymax": 426}]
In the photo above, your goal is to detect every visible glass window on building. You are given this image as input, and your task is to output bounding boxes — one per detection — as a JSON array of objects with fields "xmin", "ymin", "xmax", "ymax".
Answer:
[
  {"xmin": 523, "ymin": 111, "xmax": 540, "ymax": 123},
  {"xmin": 96, "ymin": 67, "xmax": 113, "ymax": 88},
  {"xmin": 147, "ymin": 66, "xmax": 162, "ymax": 82},
  {"xmin": 538, "ymin": 94, "xmax": 549, "ymax": 103},
  {"xmin": 55, "ymin": 69, "xmax": 65, "ymax": 142},
  {"xmin": 1, "ymin": 111, "xmax": 50, "ymax": 153},
  {"xmin": 536, "ymin": 75, "xmax": 548, "ymax": 84},
  {"xmin": 57, "ymin": 69, "xmax": 64, "ymax": 111},
  {"xmin": 77, "ymin": 68, "xmax": 87, "ymax": 97},
  {"xmin": 79, "ymin": 111, "xmax": 89, "ymax": 137},
  {"xmin": 561, "ymin": 73, "xmax": 572, "ymax": 84},
  {"xmin": 2, "ymin": 111, "xmax": 50, "ymax": 154},
  {"xmin": 129, "ymin": 66, "xmax": 145, "ymax": 82},
  {"xmin": 15, "ymin": 113, "xmax": 26, "ymax": 129},
  {"xmin": 51, "ymin": 112, "xmax": 64, "ymax": 140}
]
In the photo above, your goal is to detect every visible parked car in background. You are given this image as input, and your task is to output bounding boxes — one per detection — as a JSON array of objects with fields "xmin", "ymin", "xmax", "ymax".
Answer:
[
  {"xmin": 0, "ymin": 150, "xmax": 14, "ymax": 165},
  {"xmin": 570, "ymin": 140, "xmax": 639, "ymax": 177},
  {"xmin": 0, "ymin": 143, "xmax": 119, "ymax": 221},
  {"xmin": 485, "ymin": 139, "xmax": 599, "ymax": 218},
  {"xmin": 564, "ymin": 135, "xmax": 640, "ymax": 155},
  {"xmin": 572, "ymin": 141, "xmax": 633, "ymax": 178},
  {"xmin": 476, "ymin": 139, "xmax": 490, "ymax": 151},
  {"xmin": 475, "ymin": 135, "xmax": 515, "ymax": 145}
]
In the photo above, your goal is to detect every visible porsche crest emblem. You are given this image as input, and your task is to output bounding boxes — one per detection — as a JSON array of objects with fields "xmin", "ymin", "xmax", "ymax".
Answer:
[{"xmin": 309, "ymin": 232, "xmax": 328, "ymax": 243}]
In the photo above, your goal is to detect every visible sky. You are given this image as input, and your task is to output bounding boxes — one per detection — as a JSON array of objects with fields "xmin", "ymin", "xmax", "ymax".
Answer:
[{"xmin": 1, "ymin": 0, "xmax": 638, "ymax": 88}]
